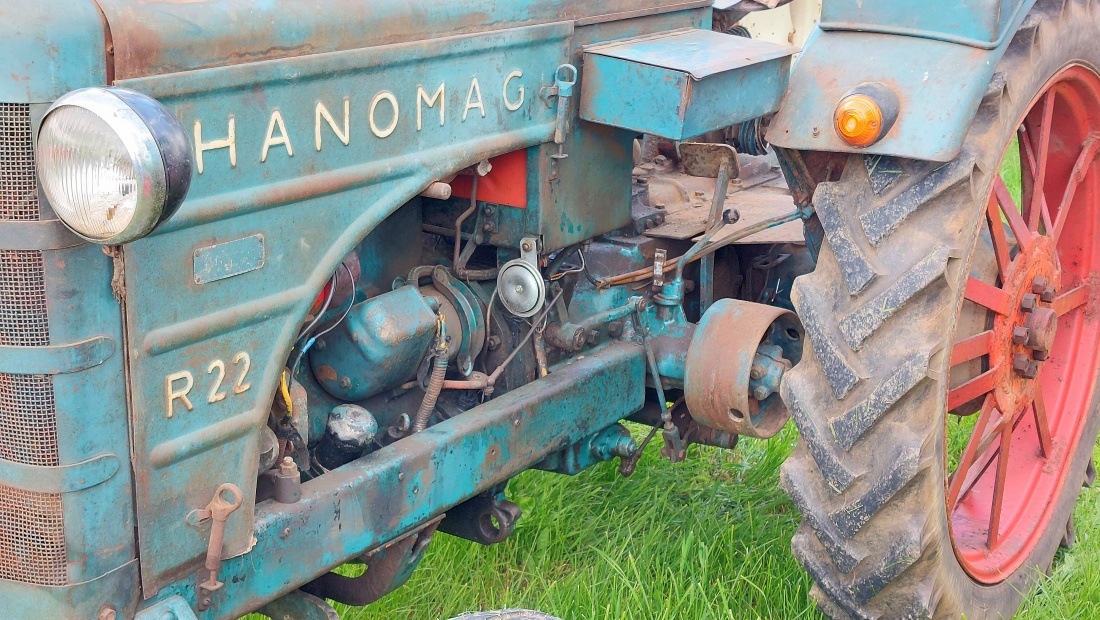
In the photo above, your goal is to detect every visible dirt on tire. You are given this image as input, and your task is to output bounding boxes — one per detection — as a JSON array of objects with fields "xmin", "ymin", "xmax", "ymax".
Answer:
[{"xmin": 779, "ymin": 1, "xmax": 1100, "ymax": 617}]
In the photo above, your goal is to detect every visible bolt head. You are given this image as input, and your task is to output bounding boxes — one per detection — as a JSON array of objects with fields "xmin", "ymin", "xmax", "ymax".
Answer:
[
  {"xmin": 1013, "ymin": 354, "xmax": 1031, "ymax": 373},
  {"xmin": 585, "ymin": 329, "xmax": 600, "ymax": 345},
  {"xmin": 752, "ymin": 386, "xmax": 770, "ymax": 401},
  {"xmin": 339, "ymin": 376, "xmax": 352, "ymax": 389},
  {"xmin": 1012, "ymin": 326, "xmax": 1030, "ymax": 345},
  {"xmin": 1021, "ymin": 293, "xmax": 1038, "ymax": 312},
  {"xmin": 749, "ymin": 365, "xmax": 765, "ymax": 380},
  {"xmin": 521, "ymin": 241, "xmax": 532, "ymax": 252},
  {"xmin": 1033, "ymin": 350, "xmax": 1050, "ymax": 361},
  {"xmin": 608, "ymin": 322, "xmax": 624, "ymax": 339},
  {"xmin": 1041, "ymin": 285, "xmax": 1056, "ymax": 303},
  {"xmin": 98, "ymin": 608, "xmax": 117, "ymax": 620},
  {"xmin": 1032, "ymin": 276, "xmax": 1049, "ymax": 295},
  {"xmin": 1023, "ymin": 361, "xmax": 1040, "ymax": 379}
]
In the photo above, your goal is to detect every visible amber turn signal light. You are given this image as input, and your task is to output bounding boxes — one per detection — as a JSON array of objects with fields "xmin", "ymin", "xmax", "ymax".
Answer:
[{"xmin": 835, "ymin": 94, "xmax": 885, "ymax": 147}]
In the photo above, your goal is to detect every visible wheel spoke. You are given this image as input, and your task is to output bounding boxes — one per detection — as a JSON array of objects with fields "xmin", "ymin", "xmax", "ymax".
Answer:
[
  {"xmin": 1019, "ymin": 125, "xmax": 1055, "ymax": 233},
  {"xmin": 988, "ymin": 412, "xmax": 1015, "ymax": 549},
  {"xmin": 1033, "ymin": 387, "xmax": 1054, "ymax": 458},
  {"xmin": 965, "ymin": 277, "xmax": 1011, "ymax": 315},
  {"xmin": 993, "ymin": 176, "xmax": 1034, "ymax": 251},
  {"xmin": 985, "ymin": 193, "xmax": 1013, "ymax": 277},
  {"xmin": 1028, "ymin": 92, "xmax": 1056, "ymax": 229},
  {"xmin": 1053, "ymin": 284, "xmax": 1090, "ymax": 316},
  {"xmin": 950, "ymin": 402, "xmax": 1016, "ymax": 507},
  {"xmin": 949, "ymin": 395, "xmax": 996, "ymax": 510},
  {"xmin": 948, "ymin": 367, "xmax": 997, "ymax": 411},
  {"xmin": 950, "ymin": 330, "xmax": 993, "ymax": 367},
  {"xmin": 1052, "ymin": 133, "xmax": 1100, "ymax": 244}
]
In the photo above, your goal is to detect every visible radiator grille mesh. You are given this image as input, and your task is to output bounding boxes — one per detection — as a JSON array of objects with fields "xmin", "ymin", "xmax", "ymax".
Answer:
[
  {"xmin": 0, "ymin": 485, "xmax": 66, "ymax": 585},
  {"xmin": 0, "ymin": 250, "xmax": 50, "ymax": 347},
  {"xmin": 0, "ymin": 373, "xmax": 58, "ymax": 467},
  {"xmin": 0, "ymin": 104, "xmax": 40, "ymax": 221},
  {"xmin": 0, "ymin": 102, "xmax": 66, "ymax": 586}
]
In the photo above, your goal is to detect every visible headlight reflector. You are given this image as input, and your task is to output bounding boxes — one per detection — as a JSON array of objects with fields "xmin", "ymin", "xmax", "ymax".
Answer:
[{"xmin": 36, "ymin": 87, "xmax": 192, "ymax": 244}]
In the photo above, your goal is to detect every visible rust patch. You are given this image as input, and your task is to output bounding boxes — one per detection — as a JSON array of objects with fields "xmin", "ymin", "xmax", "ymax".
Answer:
[
  {"xmin": 314, "ymin": 364, "xmax": 338, "ymax": 383},
  {"xmin": 1085, "ymin": 272, "xmax": 1100, "ymax": 322}
]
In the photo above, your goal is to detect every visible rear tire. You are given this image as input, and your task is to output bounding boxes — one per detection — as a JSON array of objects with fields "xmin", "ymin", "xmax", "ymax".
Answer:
[{"xmin": 780, "ymin": 1, "xmax": 1100, "ymax": 617}]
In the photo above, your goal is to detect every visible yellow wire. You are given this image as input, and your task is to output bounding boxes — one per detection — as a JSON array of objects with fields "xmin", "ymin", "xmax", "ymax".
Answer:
[{"xmin": 279, "ymin": 371, "xmax": 294, "ymax": 413}]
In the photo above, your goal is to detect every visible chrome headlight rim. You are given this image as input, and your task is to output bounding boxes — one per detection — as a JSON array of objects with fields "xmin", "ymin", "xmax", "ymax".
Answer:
[{"xmin": 37, "ymin": 86, "xmax": 191, "ymax": 245}]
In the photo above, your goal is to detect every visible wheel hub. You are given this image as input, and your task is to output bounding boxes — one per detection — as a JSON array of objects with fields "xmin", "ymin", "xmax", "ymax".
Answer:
[{"xmin": 989, "ymin": 234, "xmax": 1060, "ymax": 413}]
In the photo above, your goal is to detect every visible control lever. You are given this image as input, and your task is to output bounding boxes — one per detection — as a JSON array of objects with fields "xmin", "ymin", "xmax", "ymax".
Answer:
[{"xmin": 196, "ymin": 483, "xmax": 244, "ymax": 611}]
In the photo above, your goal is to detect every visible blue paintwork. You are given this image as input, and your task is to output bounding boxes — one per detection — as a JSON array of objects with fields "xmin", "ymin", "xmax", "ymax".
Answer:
[
  {"xmin": 0, "ymin": 0, "xmax": 975, "ymax": 617},
  {"xmin": 820, "ymin": 0, "xmax": 1027, "ymax": 48},
  {"xmin": 769, "ymin": 0, "xmax": 1038, "ymax": 162},
  {"xmin": 147, "ymin": 341, "xmax": 646, "ymax": 619},
  {"xmin": 0, "ymin": 1, "xmax": 106, "ymax": 103},
  {"xmin": 581, "ymin": 29, "xmax": 795, "ymax": 140},
  {"xmin": 310, "ymin": 286, "xmax": 438, "ymax": 401}
]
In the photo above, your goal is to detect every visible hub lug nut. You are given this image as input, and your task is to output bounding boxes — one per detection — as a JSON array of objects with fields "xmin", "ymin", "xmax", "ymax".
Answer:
[
  {"xmin": 1041, "ymin": 285, "xmax": 1057, "ymax": 303},
  {"xmin": 1033, "ymin": 350, "xmax": 1050, "ymax": 361},
  {"xmin": 1032, "ymin": 276, "xmax": 1048, "ymax": 295},
  {"xmin": 1023, "ymin": 361, "xmax": 1039, "ymax": 379},
  {"xmin": 1012, "ymin": 326, "xmax": 1030, "ymax": 345},
  {"xmin": 1013, "ymin": 354, "xmax": 1039, "ymax": 379},
  {"xmin": 1013, "ymin": 354, "xmax": 1031, "ymax": 374},
  {"xmin": 752, "ymin": 386, "xmax": 770, "ymax": 401},
  {"xmin": 1021, "ymin": 293, "xmax": 1038, "ymax": 313}
]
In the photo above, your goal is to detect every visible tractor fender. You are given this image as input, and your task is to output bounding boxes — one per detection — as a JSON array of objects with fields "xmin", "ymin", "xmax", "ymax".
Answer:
[{"xmin": 767, "ymin": 0, "xmax": 1038, "ymax": 162}]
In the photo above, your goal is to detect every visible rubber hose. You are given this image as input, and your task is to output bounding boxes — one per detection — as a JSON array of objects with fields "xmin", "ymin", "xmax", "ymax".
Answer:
[{"xmin": 412, "ymin": 356, "xmax": 448, "ymax": 433}]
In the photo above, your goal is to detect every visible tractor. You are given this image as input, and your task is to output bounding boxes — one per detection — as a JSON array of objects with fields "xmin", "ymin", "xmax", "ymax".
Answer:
[{"xmin": 1, "ymin": 0, "xmax": 1097, "ymax": 618}]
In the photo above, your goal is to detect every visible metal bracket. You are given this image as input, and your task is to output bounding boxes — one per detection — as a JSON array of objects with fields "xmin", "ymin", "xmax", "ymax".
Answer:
[
  {"xmin": 548, "ymin": 63, "xmax": 578, "ymax": 179},
  {"xmin": 438, "ymin": 491, "xmax": 522, "ymax": 545},
  {"xmin": 519, "ymin": 236, "xmax": 540, "ymax": 266}
]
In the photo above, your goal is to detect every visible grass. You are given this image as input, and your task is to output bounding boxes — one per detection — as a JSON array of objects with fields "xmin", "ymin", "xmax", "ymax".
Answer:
[
  {"xmin": 340, "ymin": 424, "xmax": 819, "ymax": 620},
  {"xmin": 325, "ymin": 426, "xmax": 1100, "ymax": 620}
]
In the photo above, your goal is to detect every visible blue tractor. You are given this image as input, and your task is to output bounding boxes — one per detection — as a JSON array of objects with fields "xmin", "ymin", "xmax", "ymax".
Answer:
[{"xmin": 1, "ymin": 1, "xmax": 1098, "ymax": 618}]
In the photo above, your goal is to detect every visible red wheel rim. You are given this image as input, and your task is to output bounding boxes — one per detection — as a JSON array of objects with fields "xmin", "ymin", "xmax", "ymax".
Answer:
[{"xmin": 947, "ymin": 64, "xmax": 1100, "ymax": 584}]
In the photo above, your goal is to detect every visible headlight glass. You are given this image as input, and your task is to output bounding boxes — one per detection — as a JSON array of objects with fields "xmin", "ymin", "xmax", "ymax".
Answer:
[
  {"xmin": 35, "ymin": 87, "xmax": 192, "ymax": 245},
  {"xmin": 37, "ymin": 105, "xmax": 141, "ymax": 240}
]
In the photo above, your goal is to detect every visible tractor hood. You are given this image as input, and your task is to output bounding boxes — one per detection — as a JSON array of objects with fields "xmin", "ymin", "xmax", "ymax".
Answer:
[{"xmin": 95, "ymin": 0, "xmax": 712, "ymax": 79}]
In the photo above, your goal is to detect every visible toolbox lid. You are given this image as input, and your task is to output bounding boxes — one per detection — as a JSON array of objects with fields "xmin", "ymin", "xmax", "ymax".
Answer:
[
  {"xmin": 580, "ymin": 28, "xmax": 797, "ymax": 140},
  {"xmin": 583, "ymin": 28, "xmax": 796, "ymax": 80}
]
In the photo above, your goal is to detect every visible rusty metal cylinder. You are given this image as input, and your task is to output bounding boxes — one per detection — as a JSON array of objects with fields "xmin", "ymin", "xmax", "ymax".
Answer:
[{"xmin": 683, "ymin": 299, "xmax": 803, "ymax": 438}]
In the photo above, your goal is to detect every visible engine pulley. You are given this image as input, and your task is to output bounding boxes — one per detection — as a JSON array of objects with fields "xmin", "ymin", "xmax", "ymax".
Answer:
[{"xmin": 684, "ymin": 299, "xmax": 803, "ymax": 438}]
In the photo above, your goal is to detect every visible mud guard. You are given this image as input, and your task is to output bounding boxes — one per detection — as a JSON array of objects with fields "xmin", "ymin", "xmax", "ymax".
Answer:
[{"xmin": 768, "ymin": 0, "xmax": 1037, "ymax": 162}]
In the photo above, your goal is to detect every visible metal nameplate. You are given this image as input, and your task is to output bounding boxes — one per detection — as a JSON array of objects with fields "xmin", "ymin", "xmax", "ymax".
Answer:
[{"xmin": 193, "ymin": 234, "xmax": 265, "ymax": 284}]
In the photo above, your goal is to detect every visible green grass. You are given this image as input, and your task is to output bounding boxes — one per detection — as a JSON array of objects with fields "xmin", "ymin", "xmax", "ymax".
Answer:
[
  {"xmin": 341, "ymin": 425, "xmax": 819, "ymax": 620},
  {"xmin": 325, "ymin": 426, "xmax": 1100, "ymax": 620}
]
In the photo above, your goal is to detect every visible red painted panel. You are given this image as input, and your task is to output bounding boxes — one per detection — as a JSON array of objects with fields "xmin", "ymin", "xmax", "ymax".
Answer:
[{"xmin": 451, "ymin": 149, "xmax": 528, "ymax": 209}]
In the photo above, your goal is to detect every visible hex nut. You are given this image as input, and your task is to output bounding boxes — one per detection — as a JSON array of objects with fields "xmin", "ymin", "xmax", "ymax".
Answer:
[
  {"xmin": 1012, "ymin": 326, "xmax": 1030, "ymax": 345},
  {"xmin": 1021, "ymin": 293, "xmax": 1038, "ymax": 312}
]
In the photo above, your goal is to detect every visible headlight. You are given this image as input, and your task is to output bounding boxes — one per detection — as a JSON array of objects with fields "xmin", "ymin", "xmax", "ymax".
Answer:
[{"xmin": 36, "ymin": 87, "xmax": 192, "ymax": 245}]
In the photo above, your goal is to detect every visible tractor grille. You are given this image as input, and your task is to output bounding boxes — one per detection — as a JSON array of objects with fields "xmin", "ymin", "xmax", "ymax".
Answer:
[
  {"xmin": 0, "ymin": 102, "xmax": 66, "ymax": 586},
  {"xmin": 0, "ymin": 103, "xmax": 41, "ymax": 221}
]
